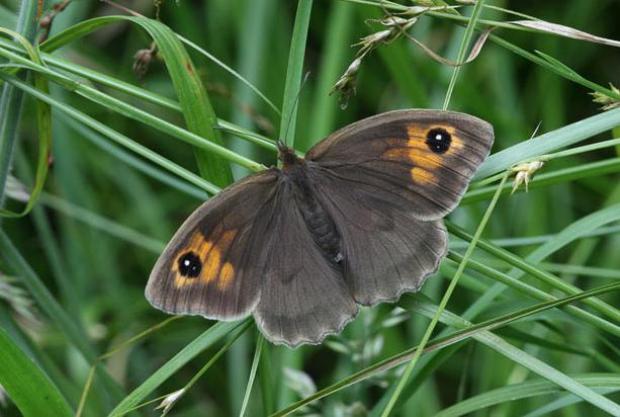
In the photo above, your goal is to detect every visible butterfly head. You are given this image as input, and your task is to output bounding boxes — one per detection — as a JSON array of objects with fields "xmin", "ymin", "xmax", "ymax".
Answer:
[{"xmin": 277, "ymin": 140, "xmax": 302, "ymax": 169}]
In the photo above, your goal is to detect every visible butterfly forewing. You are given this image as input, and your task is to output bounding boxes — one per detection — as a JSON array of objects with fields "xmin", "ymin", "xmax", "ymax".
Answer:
[
  {"xmin": 307, "ymin": 109, "xmax": 494, "ymax": 220},
  {"xmin": 146, "ymin": 170, "xmax": 279, "ymax": 320}
]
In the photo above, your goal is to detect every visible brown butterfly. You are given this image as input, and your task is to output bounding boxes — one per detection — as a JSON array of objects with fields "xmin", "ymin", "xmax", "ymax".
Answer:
[{"xmin": 146, "ymin": 109, "xmax": 494, "ymax": 347}]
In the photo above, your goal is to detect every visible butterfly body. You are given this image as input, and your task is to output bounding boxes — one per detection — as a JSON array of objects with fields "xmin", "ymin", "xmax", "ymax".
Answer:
[
  {"xmin": 278, "ymin": 149, "xmax": 345, "ymax": 265},
  {"xmin": 146, "ymin": 109, "xmax": 494, "ymax": 347}
]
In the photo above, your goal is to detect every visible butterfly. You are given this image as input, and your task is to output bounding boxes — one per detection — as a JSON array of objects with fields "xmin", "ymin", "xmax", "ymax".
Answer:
[{"xmin": 146, "ymin": 109, "xmax": 494, "ymax": 347}]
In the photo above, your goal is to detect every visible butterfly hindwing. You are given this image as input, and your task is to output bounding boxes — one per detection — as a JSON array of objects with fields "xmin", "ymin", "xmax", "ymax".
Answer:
[
  {"xmin": 307, "ymin": 166, "xmax": 448, "ymax": 305},
  {"xmin": 306, "ymin": 109, "xmax": 494, "ymax": 220},
  {"xmin": 254, "ymin": 180, "xmax": 358, "ymax": 347},
  {"xmin": 146, "ymin": 170, "xmax": 279, "ymax": 320}
]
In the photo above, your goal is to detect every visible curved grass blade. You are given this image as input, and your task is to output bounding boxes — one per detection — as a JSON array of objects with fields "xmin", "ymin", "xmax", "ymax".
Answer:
[
  {"xmin": 0, "ymin": 36, "xmax": 277, "ymax": 152},
  {"xmin": 455, "ymin": 203, "xmax": 620, "ymax": 323},
  {"xmin": 475, "ymin": 108, "xmax": 620, "ymax": 180},
  {"xmin": 0, "ymin": 0, "xmax": 38, "ymax": 204},
  {"xmin": 0, "ymin": 29, "xmax": 51, "ymax": 218},
  {"xmin": 379, "ymin": 173, "xmax": 507, "ymax": 417},
  {"xmin": 0, "ymin": 45, "xmax": 265, "ymax": 174},
  {"xmin": 129, "ymin": 16, "xmax": 232, "ymax": 185},
  {"xmin": 270, "ymin": 282, "xmax": 620, "ymax": 417},
  {"xmin": 0, "ymin": 73, "xmax": 223, "ymax": 194},
  {"xmin": 434, "ymin": 374, "xmax": 620, "ymax": 417},
  {"xmin": 413, "ymin": 299, "xmax": 620, "ymax": 416},
  {"xmin": 178, "ymin": 34, "xmax": 280, "ymax": 116},
  {"xmin": 34, "ymin": 15, "xmax": 236, "ymax": 185},
  {"xmin": 108, "ymin": 319, "xmax": 250, "ymax": 417},
  {"xmin": 465, "ymin": 157, "xmax": 620, "ymax": 204},
  {"xmin": 40, "ymin": 15, "xmax": 280, "ymax": 116}
]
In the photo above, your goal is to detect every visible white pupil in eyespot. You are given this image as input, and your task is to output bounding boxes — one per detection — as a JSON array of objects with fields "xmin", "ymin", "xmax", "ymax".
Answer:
[
  {"xmin": 184, "ymin": 260, "xmax": 191, "ymax": 266},
  {"xmin": 435, "ymin": 133, "xmax": 443, "ymax": 141}
]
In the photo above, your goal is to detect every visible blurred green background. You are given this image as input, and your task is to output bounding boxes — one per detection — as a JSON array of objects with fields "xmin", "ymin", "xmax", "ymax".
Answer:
[{"xmin": 0, "ymin": 1, "xmax": 619, "ymax": 416}]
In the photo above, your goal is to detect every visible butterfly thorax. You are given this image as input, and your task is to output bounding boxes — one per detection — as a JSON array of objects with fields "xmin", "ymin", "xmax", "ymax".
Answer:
[
  {"xmin": 278, "ymin": 144, "xmax": 299, "ymax": 168},
  {"xmin": 278, "ymin": 149, "xmax": 344, "ymax": 266}
]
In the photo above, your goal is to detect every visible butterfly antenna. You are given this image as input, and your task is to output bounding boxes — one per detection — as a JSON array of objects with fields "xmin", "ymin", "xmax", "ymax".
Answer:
[{"xmin": 280, "ymin": 71, "xmax": 311, "ymax": 149}]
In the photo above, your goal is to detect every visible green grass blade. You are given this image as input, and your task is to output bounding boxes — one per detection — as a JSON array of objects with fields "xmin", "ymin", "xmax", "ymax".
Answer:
[
  {"xmin": 434, "ymin": 374, "xmax": 620, "ymax": 417},
  {"xmin": 476, "ymin": 107, "xmax": 620, "ymax": 179},
  {"xmin": 40, "ymin": 193, "xmax": 165, "ymax": 254},
  {"xmin": 414, "ymin": 301, "xmax": 620, "ymax": 416},
  {"xmin": 0, "ymin": 0, "xmax": 37, "ymax": 204},
  {"xmin": 0, "ymin": 328, "xmax": 73, "ymax": 417},
  {"xmin": 0, "ymin": 229, "xmax": 126, "ymax": 409},
  {"xmin": 270, "ymin": 281, "xmax": 620, "ymax": 417},
  {"xmin": 40, "ymin": 15, "xmax": 280, "ymax": 116},
  {"xmin": 454, "ymin": 203, "xmax": 620, "ymax": 324},
  {"xmin": 130, "ymin": 16, "xmax": 232, "ymax": 185},
  {"xmin": 0, "ymin": 44, "xmax": 264, "ymax": 173},
  {"xmin": 108, "ymin": 319, "xmax": 250, "ymax": 417},
  {"xmin": 59, "ymin": 114, "xmax": 207, "ymax": 200},
  {"xmin": 0, "ymin": 29, "xmax": 51, "ymax": 218},
  {"xmin": 489, "ymin": 34, "xmax": 620, "ymax": 100},
  {"xmin": 0, "ymin": 230, "xmax": 96, "ymax": 361},
  {"xmin": 0, "ymin": 36, "xmax": 277, "ymax": 152},
  {"xmin": 0, "ymin": 73, "xmax": 222, "ymax": 194},
  {"xmin": 466, "ymin": 157, "xmax": 620, "ymax": 204},
  {"xmin": 446, "ymin": 254, "xmax": 620, "ymax": 336},
  {"xmin": 280, "ymin": 0, "xmax": 313, "ymax": 147},
  {"xmin": 239, "ymin": 335, "xmax": 264, "ymax": 417},
  {"xmin": 178, "ymin": 34, "xmax": 280, "ymax": 116},
  {"xmin": 442, "ymin": 0, "xmax": 486, "ymax": 109},
  {"xmin": 380, "ymin": 173, "xmax": 508, "ymax": 417},
  {"xmin": 305, "ymin": 1, "xmax": 354, "ymax": 148}
]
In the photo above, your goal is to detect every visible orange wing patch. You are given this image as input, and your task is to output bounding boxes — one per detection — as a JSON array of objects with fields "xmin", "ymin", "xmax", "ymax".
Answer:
[
  {"xmin": 381, "ymin": 124, "xmax": 462, "ymax": 184},
  {"xmin": 218, "ymin": 262, "xmax": 235, "ymax": 289},
  {"xmin": 172, "ymin": 227, "xmax": 237, "ymax": 290}
]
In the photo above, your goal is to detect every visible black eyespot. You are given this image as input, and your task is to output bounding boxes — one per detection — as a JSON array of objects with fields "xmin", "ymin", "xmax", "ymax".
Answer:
[
  {"xmin": 425, "ymin": 128, "xmax": 452, "ymax": 154},
  {"xmin": 178, "ymin": 252, "xmax": 202, "ymax": 278}
]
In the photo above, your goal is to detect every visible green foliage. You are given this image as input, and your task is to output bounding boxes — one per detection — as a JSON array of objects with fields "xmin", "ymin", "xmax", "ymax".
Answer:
[
  {"xmin": 0, "ymin": 1, "xmax": 619, "ymax": 417},
  {"xmin": 0, "ymin": 327, "xmax": 73, "ymax": 417}
]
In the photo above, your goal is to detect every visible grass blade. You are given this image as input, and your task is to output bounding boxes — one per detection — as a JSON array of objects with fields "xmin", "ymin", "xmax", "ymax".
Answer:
[
  {"xmin": 280, "ymin": 0, "xmax": 313, "ymax": 147},
  {"xmin": 380, "ymin": 173, "xmax": 508, "ymax": 417},
  {"xmin": 108, "ymin": 319, "xmax": 250, "ymax": 417},
  {"xmin": 414, "ymin": 301, "xmax": 620, "ymax": 416},
  {"xmin": 434, "ymin": 374, "xmax": 620, "ymax": 417},
  {"xmin": 476, "ymin": 107, "xmax": 620, "ymax": 179},
  {"xmin": 131, "ymin": 16, "xmax": 232, "ymax": 186},
  {"xmin": 239, "ymin": 335, "xmax": 264, "ymax": 417},
  {"xmin": 442, "ymin": 0, "xmax": 486, "ymax": 109},
  {"xmin": 271, "ymin": 281, "xmax": 620, "ymax": 417},
  {"xmin": 0, "ymin": 328, "xmax": 73, "ymax": 417},
  {"xmin": 0, "ymin": 0, "xmax": 38, "ymax": 204}
]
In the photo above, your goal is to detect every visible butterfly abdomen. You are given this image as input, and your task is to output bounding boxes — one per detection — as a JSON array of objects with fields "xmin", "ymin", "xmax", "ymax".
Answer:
[{"xmin": 283, "ymin": 162, "xmax": 344, "ymax": 265}]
